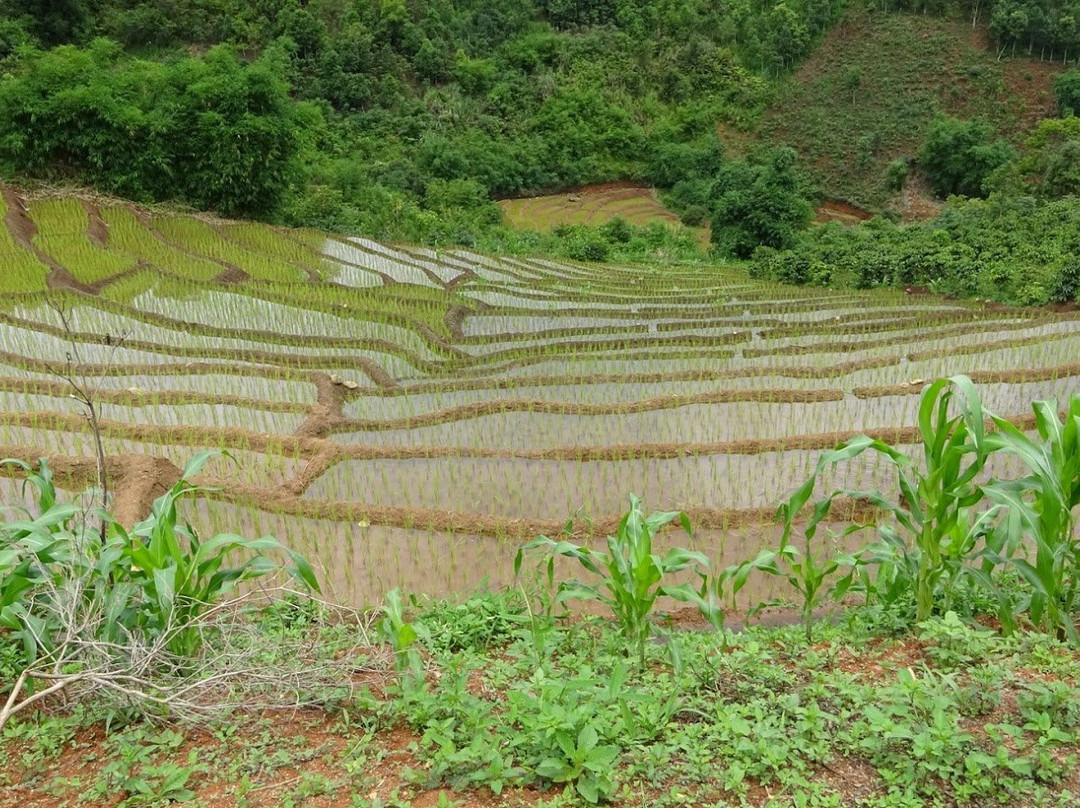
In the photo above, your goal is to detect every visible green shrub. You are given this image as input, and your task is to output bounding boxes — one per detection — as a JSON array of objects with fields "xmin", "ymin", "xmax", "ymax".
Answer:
[
  {"xmin": 1050, "ymin": 257, "xmax": 1080, "ymax": 304},
  {"xmin": 884, "ymin": 158, "xmax": 910, "ymax": 192},
  {"xmin": 1054, "ymin": 69, "xmax": 1080, "ymax": 117},
  {"xmin": 920, "ymin": 117, "xmax": 1015, "ymax": 199},
  {"xmin": 710, "ymin": 147, "xmax": 814, "ymax": 258},
  {"xmin": 0, "ymin": 41, "xmax": 317, "ymax": 217}
]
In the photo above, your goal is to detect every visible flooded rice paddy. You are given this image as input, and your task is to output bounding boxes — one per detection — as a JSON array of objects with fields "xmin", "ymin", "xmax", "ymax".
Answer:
[{"xmin": 2, "ymin": 184, "xmax": 1079, "ymax": 608}]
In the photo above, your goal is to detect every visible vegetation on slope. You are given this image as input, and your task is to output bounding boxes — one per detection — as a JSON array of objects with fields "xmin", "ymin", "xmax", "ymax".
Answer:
[
  {"xmin": 0, "ymin": 0, "xmax": 849, "ymax": 250},
  {"xmin": 759, "ymin": 9, "xmax": 1061, "ymax": 210},
  {"xmin": 6, "ymin": 0, "xmax": 1080, "ymax": 297}
]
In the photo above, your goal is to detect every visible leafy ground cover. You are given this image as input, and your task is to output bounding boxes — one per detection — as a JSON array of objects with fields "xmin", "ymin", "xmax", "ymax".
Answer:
[{"xmin": 5, "ymin": 584, "xmax": 1080, "ymax": 807}]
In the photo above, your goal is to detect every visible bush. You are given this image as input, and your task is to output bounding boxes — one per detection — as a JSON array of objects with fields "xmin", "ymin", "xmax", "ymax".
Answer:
[
  {"xmin": 1055, "ymin": 69, "xmax": 1080, "ymax": 117},
  {"xmin": 710, "ymin": 147, "xmax": 814, "ymax": 258},
  {"xmin": 679, "ymin": 204, "xmax": 709, "ymax": 227},
  {"xmin": 0, "ymin": 41, "xmax": 317, "ymax": 217},
  {"xmin": 1050, "ymin": 256, "xmax": 1080, "ymax": 304},
  {"xmin": 920, "ymin": 117, "xmax": 1015, "ymax": 199},
  {"xmin": 749, "ymin": 195, "xmax": 1080, "ymax": 306},
  {"xmin": 884, "ymin": 158, "xmax": 910, "ymax": 192}
]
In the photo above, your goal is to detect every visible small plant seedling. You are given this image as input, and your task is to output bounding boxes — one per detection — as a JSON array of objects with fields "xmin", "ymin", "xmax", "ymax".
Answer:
[
  {"xmin": 515, "ymin": 494, "xmax": 721, "ymax": 669},
  {"xmin": 378, "ymin": 588, "xmax": 427, "ymax": 677}
]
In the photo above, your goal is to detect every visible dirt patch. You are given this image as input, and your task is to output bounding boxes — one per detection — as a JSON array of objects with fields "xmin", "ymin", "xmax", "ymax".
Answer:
[
  {"xmin": 295, "ymin": 373, "xmax": 349, "ymax": 439},
  {"xmin": 815, "ymin": 198, "xmax": 874, "ymax": 225},
  {"xmin": 2, "ymin": 184, "xmax": 37, "ymax": 250},
  {"xmin": 0, "ymin": 445, "xmax": 180, "ymax": 527},
  {"xmin": 82, "ymin": 200, "xmax": 109, "ymax": 248},
  {"xmin": 215, "ymin": 265, "xmax": 251, "ymax": 284},
  {"xmin": 1, "ymin": 186, "xmax": 98, "ymax": 294},
  {"xmin": 445, "ymin": 305, "xmax": 470, "ymax": 341},
  {"xmin": 894, "ymin": 170, "xmax": 944, "ymax": 223},
  {"xmin": 45, "ymin": 268, "xmax": 98, "ymax": 295},
  {"xmin": 998, "ymin": 48, "xmax": 1063, "ymax": 129},
  {"xmin": 833, "ymin": 636, "xmax": 928, "ymax": 680},
  {"xmin": 109, "ymin": 454, "xmax": 182, "ymax": 526},
  {"xmin": 281, "ymin": 445, "xmax": 341, "ymax": 497}
]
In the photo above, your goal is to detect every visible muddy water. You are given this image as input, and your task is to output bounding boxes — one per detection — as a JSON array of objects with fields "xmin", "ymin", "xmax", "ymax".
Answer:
[
  {"xmin": 306, "ymin": 436, "xmax": 1036, "ymax": 519},
  {"xmin": 335, "ymin": 379, "xmax": 1080, "ymax": 450},
  {"xmin": 336, "ymin": 400, "xmax": 865, "ymax": 449},
  {"xmin": 359, "ymin": 366, "xmax": 1080, "ymax": 419},
  {"xmin": 98, "ymin": 374, "xmax": 318, "ymax": 404},
  {"xmin": 186, "ymin": 498, "xmax": 852, "ymax": 610},
  {"xmin": 304, "ymin": 450, "xmax": 907, "ymax": 517}
]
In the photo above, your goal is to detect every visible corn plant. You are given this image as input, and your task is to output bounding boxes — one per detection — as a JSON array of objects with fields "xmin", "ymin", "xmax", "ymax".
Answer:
[
  {"xmin": 377, "ymin": 588, "xmax": 426, "ymax": 677},
  {"xmin": 514, "ymin": 494, "xmax": 721, "ymax": 669},
  {"xmin": 0, "ymin": 459, "xmax": 80, "ymax": 664},
  {"xmin": 775, "ymin": 376, "xmax": 1003, "ymax": 624},
  {"xmin": 2, "ymin": 451, "xmax": 320, "ymax": 667},
  {"xmin": 983, "ymin": 395, "xmax": 1080, "ymax": 643},
  {"xmin": 112, "ymin": 451, "xmax": 319, "ymax": 658},
  {"xmin": 723, "ymin": 515, "xmax": 864, "ymax": 642}
]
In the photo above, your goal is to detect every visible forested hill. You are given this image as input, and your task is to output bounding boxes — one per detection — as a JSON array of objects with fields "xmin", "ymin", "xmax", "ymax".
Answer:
[
  {"xmin": 0, "ymin": 0, "xmax": 842, "ymax": 235},
  {"xmin": 3, "ymin": 0, "xmax": 1080, "ymax": 288}
]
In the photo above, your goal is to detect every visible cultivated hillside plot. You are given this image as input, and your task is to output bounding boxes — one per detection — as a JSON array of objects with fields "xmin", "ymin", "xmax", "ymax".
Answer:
[
  {"xmin": 2, "ymin": 185, "xmax": 1079, "ymax": 607},
  {"xmin": 499, "ymin": 183, "xmax": 711, "ymax": 245}
]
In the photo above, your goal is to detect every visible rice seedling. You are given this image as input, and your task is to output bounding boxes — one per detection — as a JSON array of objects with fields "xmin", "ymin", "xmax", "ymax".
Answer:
[
  {"xmin": 29, "ymin": 198, "xmax": 136, "ymax": 284},
  {"xmin": 0, "ymin": 196, "xmax": 49, "ymax": 294},
  {"xmin": 152, "ymin": 216, "xmax": 304, "ymax": 282},
  {"xmin": 99, "ymin": 207, "xmax": 222, "ymax": 282}
]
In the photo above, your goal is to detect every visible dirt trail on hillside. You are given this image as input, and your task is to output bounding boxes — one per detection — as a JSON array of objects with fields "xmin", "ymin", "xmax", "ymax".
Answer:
[{"xmin": 0, "ymin": 444, "xmax": 181, "ymax": 527}]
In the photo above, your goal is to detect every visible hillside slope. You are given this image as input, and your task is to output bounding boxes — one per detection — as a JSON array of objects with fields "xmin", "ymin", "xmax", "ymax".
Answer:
[{"xmin": 759, "ymin": 9, "xmax": 1063, "ymax": 212}]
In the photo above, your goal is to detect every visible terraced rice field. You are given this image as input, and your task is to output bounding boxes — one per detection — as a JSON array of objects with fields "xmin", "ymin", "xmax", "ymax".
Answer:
[
  {"xmin": 498, "ymin": 182, "xmax": 710, "ymax": 244},
  {"xmin": 2, "ymin": 185, "xmax": 1079, "ymax": 608}
]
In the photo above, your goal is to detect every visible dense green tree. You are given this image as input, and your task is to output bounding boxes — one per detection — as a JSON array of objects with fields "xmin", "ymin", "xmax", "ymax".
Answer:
[
  {"xmin": 0, "ymin": 40, "xmax": 315, "ymax": 217},
  {"xmin": 710, "ymin": 147, "xmax": 814, "ymax": 257},
  {"xmin": 752, "ymin": 195, "xmax": 1080, "ymax": 305},
  {"xmin": 2, "ymin": 0, "xmax": 94, "ymax": 46},
  {"xmin": 0, "ymin": 0, "xmax": 852, "ymax": 242},
  {"xmin": 920, "ymin": 117, "xmax": 1015, "ymax": 198},
  {"xmin": 1055, "ymin": 69, "xmax": 1080, "ymax": 117}
]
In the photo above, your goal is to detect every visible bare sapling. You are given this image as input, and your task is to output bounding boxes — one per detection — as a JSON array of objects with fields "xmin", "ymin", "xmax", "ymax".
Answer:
[{"xmin": 46, "ymin": 297, "xmax": 130, "ymax": 543}]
